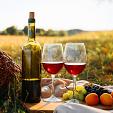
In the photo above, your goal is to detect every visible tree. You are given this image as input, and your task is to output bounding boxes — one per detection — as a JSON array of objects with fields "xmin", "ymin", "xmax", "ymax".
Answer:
[
  {"xmin": 36, "ymin": 28, "xmax": 45, "ymax": 36},
  {"xmin": 45, "ymin": 29, "xmax": 56, "ymax": 36},
  {"xmin": 18, "ymin": 30, "xmax": 24, "ymax": 35},
  {"xmin": 23, "ymin": 26, "xmax": 28, "ymax": 35},
  {"xmin": 59, "ymin": 30, "xmax": 67, "ymax": 36},
  {"xmin": 6, "ymin": 26, "xmax": 18, "ymax": 35},
  {"xmin": 0, "ymin": 30, "xmax": 7, "ymax": 35}
]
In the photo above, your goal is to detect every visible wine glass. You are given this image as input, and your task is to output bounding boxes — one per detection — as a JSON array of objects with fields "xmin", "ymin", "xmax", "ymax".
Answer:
[
  {"xmin": 63, "ymin": 43, "xmax": 87, "ymax": 103},
  {"xmin": 42, "ymin": 43, "xmax": 63, "ymax": 102}
]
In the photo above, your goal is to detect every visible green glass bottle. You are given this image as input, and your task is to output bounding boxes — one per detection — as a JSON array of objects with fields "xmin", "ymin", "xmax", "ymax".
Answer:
[{"xmin": 22, "ymin": 12, "xmax": 41, "ymax": 103}]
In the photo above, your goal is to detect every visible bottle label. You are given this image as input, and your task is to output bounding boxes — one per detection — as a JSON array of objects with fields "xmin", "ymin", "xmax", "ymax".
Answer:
[{"xmin": 23, "ymin": 78, "xmax": 40, "ymax": 81}]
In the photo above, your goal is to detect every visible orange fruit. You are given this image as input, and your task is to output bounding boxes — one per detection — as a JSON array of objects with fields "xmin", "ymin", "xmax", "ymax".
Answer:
[
  {"xmin": 111, "ymin": 92, "xmax": 113, "ymax": 98},
  {"xmin": 100, "ymin": 93, "xmax": 113, "ymax": 106},
  {"xmin": 85, "ymin": 93, "xmax": 99, "ymax": 106}
]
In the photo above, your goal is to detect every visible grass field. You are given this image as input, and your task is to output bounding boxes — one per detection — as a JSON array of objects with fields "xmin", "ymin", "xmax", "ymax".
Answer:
[{"xmin": 1, "ymin": 30, "xmax": 113, "ymax": 85}]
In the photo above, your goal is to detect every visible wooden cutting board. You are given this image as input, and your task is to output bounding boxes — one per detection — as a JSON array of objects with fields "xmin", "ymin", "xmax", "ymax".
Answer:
[{"xmin": 23, "ymin": 100, "xmax": 63, "ymax": 113}]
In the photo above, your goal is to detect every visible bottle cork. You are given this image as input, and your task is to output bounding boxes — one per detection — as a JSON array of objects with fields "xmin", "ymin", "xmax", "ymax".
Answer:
[{"xmin": 29, "ymin": 12, "xmax": 34, "ymax": 19}]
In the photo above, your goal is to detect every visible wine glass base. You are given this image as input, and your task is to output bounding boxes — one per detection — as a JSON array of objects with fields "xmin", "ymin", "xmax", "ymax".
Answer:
[
  {"xmin": 66, "ymin": 99, "xmax": 79, "ymax": 103},
  {"xmin": 43, "ymin": 95, "xmax": 62, "ymax": 102}
]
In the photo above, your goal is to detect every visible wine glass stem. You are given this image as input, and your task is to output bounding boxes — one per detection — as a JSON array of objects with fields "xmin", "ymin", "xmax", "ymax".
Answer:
[
  {"xmin": 73, "ymin": 76, "xmax": 76, "ymax": 99},
  {"xmin": 51, "ymin": 74, "xmax": 55, "ymax": 97}
]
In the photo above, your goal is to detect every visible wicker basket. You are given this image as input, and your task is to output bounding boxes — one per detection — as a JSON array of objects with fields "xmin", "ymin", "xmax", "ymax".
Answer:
[
  {"xmin": 0, "ymin": 50, "xmax": 21, "ymax": 105},
  {"xmin": 0, "ymin": 50, "xmax": 21, "ymax": 87}
]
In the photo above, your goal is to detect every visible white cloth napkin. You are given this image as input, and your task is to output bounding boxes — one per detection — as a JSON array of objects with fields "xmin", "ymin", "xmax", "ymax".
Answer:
[{"xmin": 54, "ymin": 103, "xmax": 111, "ymax": 113}]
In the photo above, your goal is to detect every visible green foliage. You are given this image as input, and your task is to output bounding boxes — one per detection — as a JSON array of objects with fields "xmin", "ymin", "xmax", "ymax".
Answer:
[
  {"xmin": 45, "ymin": 29, "xmax": 56, "ymax": 36},
  {"xmin": 18, "ymin": 31, "xmax": 24, "ymax": 35},
  {"xmin": 0, "ymin": 30, "xmax": 8, "ymax": 35},
  {"xmin": 59, "ymin": 30, "xmax": 67, "ymax": 36},
  {"xmin": 0, "ymin": 78, "xmax": 28, "ymax": 113},
  {"xmin": 6, "ymin": 26, "xmax": 18, "ymax": 35},
  {"xmin": 0, "ymin": 26, "xmax": 24, "ymax": 35},
  {"xmin": 23, "ymin": 26, "xmax": 28, "ymax": 35},
  {"xmin": 0, "ymin": 26, "xmax": 67, "ymax": 36},
  {"xmin": 44, "ymin": 29, "xmax": 67, "ymax": 36},
  {"xmin": 78, "ymin": 37, "xmax": 113, "ymax": 85},
  {"xmin": 36, "ymin": 28, "xmax": 45, "ymax": 36}
]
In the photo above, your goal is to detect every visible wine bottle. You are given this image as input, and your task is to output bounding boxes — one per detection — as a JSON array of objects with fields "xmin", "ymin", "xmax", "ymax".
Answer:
[{"xmin": 22, "ymin": 12, "xmax": 41, "ymax": 103}]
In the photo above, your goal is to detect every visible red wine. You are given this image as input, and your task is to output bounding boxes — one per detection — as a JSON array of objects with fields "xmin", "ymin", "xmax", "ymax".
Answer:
[
  {"xmin": 64, "ymin": 63, "xmax": 86, "ymax": 76},
  {"xmin": 43, "ymin": 62, "xmax": 63, "ymax": 74}
]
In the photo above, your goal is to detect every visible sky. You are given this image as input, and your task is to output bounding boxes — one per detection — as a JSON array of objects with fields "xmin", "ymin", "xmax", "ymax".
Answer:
[{"xmin": 0, "ymin": 0, "xmax": 113, "ymax": 31}]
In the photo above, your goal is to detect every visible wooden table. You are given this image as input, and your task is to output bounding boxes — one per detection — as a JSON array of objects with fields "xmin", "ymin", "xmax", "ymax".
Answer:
[
  {"xmin": 24, "ymin": 101, "xmax": 63, "ymax": 113},
  {"xmin": 22, "ymin": 85, "xmax": 113, "ymax": 113},
  {"xmin": 24, "ymin": 100, "xmax": 113, "ymax": 113}
]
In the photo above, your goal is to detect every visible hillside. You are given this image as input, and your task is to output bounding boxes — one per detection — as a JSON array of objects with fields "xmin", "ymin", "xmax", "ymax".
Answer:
[{"xmin": 67, "ymin": 29, "xmax": 84, "ymax": 35}]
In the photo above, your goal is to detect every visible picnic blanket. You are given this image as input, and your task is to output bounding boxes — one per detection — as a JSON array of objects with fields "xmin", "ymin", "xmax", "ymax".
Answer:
[{"xmin": 54, "ymin": 103, "xmax": 111, "ymax": 113}]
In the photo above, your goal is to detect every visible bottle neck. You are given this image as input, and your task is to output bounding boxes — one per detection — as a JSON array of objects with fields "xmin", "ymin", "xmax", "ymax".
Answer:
[{"xmin": 28, "ymin": 18, "xmax": 35, "ymax": 42}]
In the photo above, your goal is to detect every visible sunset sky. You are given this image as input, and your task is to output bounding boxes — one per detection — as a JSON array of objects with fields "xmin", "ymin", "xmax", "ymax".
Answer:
[{"xmin": 0, "ymin": 0, "xmax": 113, "ymax": 31}]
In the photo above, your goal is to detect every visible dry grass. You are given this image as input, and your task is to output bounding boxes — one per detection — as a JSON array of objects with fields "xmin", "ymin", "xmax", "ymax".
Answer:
[
  {"xmin": 0, "ymin": 31, "xmax": 113, "ymax": 60},
  {"xmin": 1, "ymin": 31, "xmax": 113, "ymax": 84},
  {"xmin": 0, "ymin": 31, "xmax": 112, "ymax": 61}
]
